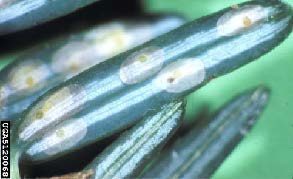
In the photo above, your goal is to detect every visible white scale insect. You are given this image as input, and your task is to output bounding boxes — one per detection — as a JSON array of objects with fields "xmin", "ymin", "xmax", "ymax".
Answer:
[{"xmin": 217, "ymin": 5, "xmax": 269, "ymax": 36}]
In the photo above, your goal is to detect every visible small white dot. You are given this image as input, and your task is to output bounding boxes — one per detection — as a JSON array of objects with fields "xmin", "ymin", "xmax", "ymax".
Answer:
[
  {"xmin": 8, "ymin": 60, "xmax": 51, "ymax": 91},
  {"xmin": 120, "ymin": 47, "xmax": 165, "ymax": 85},
  {"xmin": 86, "ymin": 23, "xmax": 130, "ymax": 58},
  {"xmin": 26, "ymin": 119, "xmax": 88, "ymax": 156},
  {"xmin": 52, "ymin": 42, "xmax": 95, "ymax": 75},
  {"xmin": 154, "ymin": 58, "xmax": 206, "ymax": 93}
]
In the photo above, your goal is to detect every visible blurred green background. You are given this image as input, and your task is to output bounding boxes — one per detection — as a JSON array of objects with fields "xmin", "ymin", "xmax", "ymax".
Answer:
[{"xmin": 0, "ymin": 0, "xmax": 292, "ymax": 178}]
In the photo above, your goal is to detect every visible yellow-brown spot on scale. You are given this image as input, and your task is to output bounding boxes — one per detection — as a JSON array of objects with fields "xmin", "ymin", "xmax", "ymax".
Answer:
[
  {"xmin": 167, "ymin": 77, "xmax": 175, "ymax": 84},
  {"xmin": 120, "ymin": 47, "xmax": 165, "ymax": 85},
  {"xmin": 95, "ymin": 29, "xmax": 127, "ymax": 56},
  {"xmin": 154, "ymin": 59, "xmax": 205, "ymax": 93},
  {"xmin": 243, "ymin": 16, "xmax": 252, "ymax": 27},
  {"xmin": 33, "ymin": 101, "xmax": 54, "ymax": 120},
  {"xmin": 26, "ymin": 76, "xmax": 35, "ymax": 87},
  {"xmin": 9, "ymin": 60, "xmax": 51, "ymax": 92},
  {"xmin": 113, "ymin": 30, "xmax": 126, "ymax": 51},
  {"xmin": 42, "ymin": 102, "xmax": 54, "ymax": 113},
  {"xmin": 217, "ymin": 5, "xmax": 268, "ymax": 36},
  {"xmin": 56, "ymin": 129, "xmax": 65, "ymax": 138},
  {"xmin": 137, "ymin": 54, "xmax": 148, "ymax": 63},
  {"xmin": 35, "ymin": 111, "xmax": 44, "ymax": 119},
  {"xmin": 69, "ymin": 62, "xmax": 79, "ymax": 72},
  {"xmin": 167, "ymin": 70, "xmax": 182, "ymax": 84}
]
